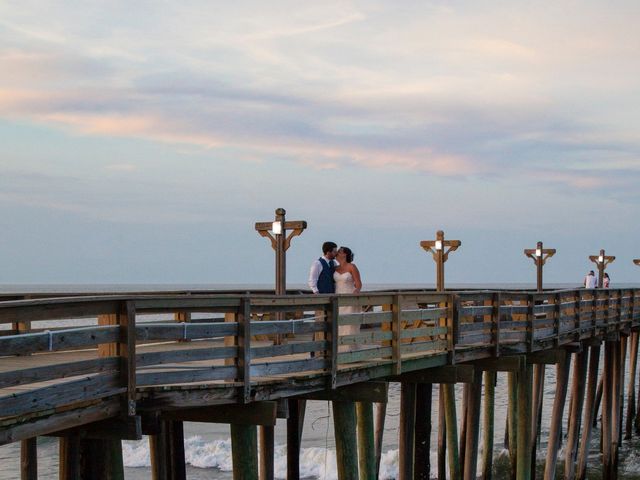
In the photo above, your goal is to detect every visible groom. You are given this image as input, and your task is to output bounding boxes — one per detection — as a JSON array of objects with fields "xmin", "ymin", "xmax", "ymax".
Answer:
[{"xmin": 308, "ymin": 241, "xmax": 338, "ymax": 294}]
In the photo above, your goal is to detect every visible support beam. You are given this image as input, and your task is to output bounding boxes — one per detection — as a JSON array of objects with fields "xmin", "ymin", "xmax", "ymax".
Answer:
[
  {"xmin": 392, "ymin": 365, "xmax": 476, "ymax": 384},
  {"xmin": 565, "ymin": 351, "xmax": 588, "ymax": 480},
  {"xmin": 443, "ymin": 384, "xmax": 461, "ymax": 480},
  {"xmin": 626, "ymin": 331, "xmax": 639, "ymax": 439},
  {"xmin": 399, "ymin": 383, "xmax": 416, "ymax": 480},
  {"xmin": 414, "ymin": 383, "xmax": 432, "ymax": 480},
  {"xmin": 333, "ymin": 401, "xmax": 359, "ymax": 480},
  {"xmin": 482, "ymin": 371, "xmax": 496, "ymax": 480},
  {"xmin": 577, "ymin": 344, "xmax": 601, "ymax": 480},
  {"xmin": 20, "ymin": 438, "xmax": 37, "ymax": 480},
  {"xmin": 463, "ymin": 371, "xmax": 483, "ymax": 480},
  {"xmin": 286, "ymin": 399, "xmax": 306, "ymax": 480},
  {"xmin": 374, "ymin": 400, "xmax": 387, "ymax": 479},
  {"xmin": 260, "ymin": 426, "xmax": 274, "ymax": 480},
  {"xmin": 356, "ymin": 401, "xmax": 375, "ymax": 480},
  {"xmin": 299, "ymin": 382, "xmax": 388, "ymax": 403},
  {"xmin": 231, "ymin": 424, "xmax": 259, "ymax": 480},
  {"xmin": 516, "ymin": 363, "xmax": 532, "ymax": 480},
  {"xmin": 162, "ymin": 402, "xmax": 277, "ymax": 426},
  {"xmin": 543, "ymin": 350, "xmax": 571, "ymax": 480}
]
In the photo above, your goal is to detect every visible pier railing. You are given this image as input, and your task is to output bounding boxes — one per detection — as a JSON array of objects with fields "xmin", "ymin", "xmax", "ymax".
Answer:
[{"xmin": 0, "ymin": 288, "xmax": 639, "ymax": 444}]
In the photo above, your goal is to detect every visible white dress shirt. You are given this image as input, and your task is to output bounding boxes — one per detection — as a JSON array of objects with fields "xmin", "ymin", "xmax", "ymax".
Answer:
[{"xmin": 308, "ymin": 256, "xmax": 339, "ymax": 293}]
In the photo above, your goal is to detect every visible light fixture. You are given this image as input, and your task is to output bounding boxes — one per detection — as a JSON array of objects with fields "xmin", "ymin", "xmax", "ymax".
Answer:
[
  {"xmin": 536, "ymin": 248, "xmax": 542, "ymax": 257},
  {"xmin": 598, "ymin": 255, "xmax": 604, "ymax": 263},
  {"xmin": 272, "ymin": 221, "xmax": 282, "ymax": 235},
  {"xmin": 435, "ymin": 240, "xmax": 443, "ymax": 251}
]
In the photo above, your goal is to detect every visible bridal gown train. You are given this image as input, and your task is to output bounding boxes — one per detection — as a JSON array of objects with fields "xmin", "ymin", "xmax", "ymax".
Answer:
[{"xmin": 334, "ymin": 271, "xmax": 360, "ymax": 349}]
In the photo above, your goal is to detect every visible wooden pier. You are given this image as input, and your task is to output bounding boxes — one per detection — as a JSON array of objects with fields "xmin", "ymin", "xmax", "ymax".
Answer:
[{"xmin": 1, "ymin": 287, "xmax": 639, "ymax": 479}]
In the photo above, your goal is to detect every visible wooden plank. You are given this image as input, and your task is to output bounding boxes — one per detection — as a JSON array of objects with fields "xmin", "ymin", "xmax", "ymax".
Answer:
[
  {"xmin": 298, "ymin": 381, "xmax": 388, "ymax": 402},
  {"xmin": 0, "ymin": 298, "xmax": 122, "ymax": 324},
  {"xmin": 0, "ymin": 398, "xmax": 121, "ymax": 446},
  {"xmin": 338, "ymin": 346, "xmax": 393, "ymax": 364},
  {"xmin": 137, "ymin": 346, "xmax": 238, "ymax": 367},
  {"xmin": 251, "ymin": 341, "xmax": 328, "ymax": 359},
  {"xmin": 238, "ymin": 297, "xmax": 251, "ymax": 403},
  {"xmin": 163, "ymin": 402, "xmax": 277, "ymax": 426},
  {"xmin": 392, "ymin": 295, "xmax": 402, "ymax": 375},
  {"xmin": 136, "ymin": 322, "xmax": 238, "ymax": 341},
  {"xmin": 0, "ymin": 373, "xmax": 123, "ymax": 419},
  {"xmin": 45, "ymin": 415, "xmax": 142, "ymax": 440},
  {"xmin": 136, "ymin": 365, "xmax": 237, "ymax": 386},
  {"xmin": 400, "ymin": 326, "xmax": 448, "ymax": 339},
  {"xmin": 473, "ymin": 356, "xmax": 524, "ymax": 372},
  {"xmin": 0, "ymin": 326, "xmax": 119, "ymax": 355},
  {"xmin": 390, "ymin": 365, "xmax": 476, "ymax": 384},
  {"xmin": 250, "ymin": 358, "xmax": 328, "ymax": 377},
  {"xmin": 251, "ymin": 320, "xmax": 327, "ymax": 335},
  {"xmin": 121, "ymin": 302, "xmax": 136, "ymax": 415},
  {"xmin": 337, "ymin": 311, "xmax": 392, "ymax": 326},
  {"xmin": 339, "ymin": 330, "xmax": 393, "ymax": 345},
  {"xmin": 0, "ymin": 357, "xmax": 119, "ymax": 389},
  {"xmin": 400, "ymin": 339, "xmax": 449, "ymax": 355}
]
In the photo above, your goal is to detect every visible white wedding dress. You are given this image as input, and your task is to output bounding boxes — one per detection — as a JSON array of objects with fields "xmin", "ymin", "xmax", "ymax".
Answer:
[{"xmin": 334, "ymin": 271, "xmax": 360, "ymax": 350}]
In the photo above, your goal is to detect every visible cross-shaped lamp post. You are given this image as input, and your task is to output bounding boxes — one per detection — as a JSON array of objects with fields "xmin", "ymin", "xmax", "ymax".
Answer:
[
  {"xmin": 589, "ymin": 249, "xmax": 615, "ymax": 288},
  {"xmin": 255, "ymin": 208, "xmax": 307, "ymax": 296},
  {"xmin": 524, "ymin": 241, "xmax": 556, "ymax": 292},
  {"xmin": 420, "ymin": 230, "xmax": 461, "ymax": 292}
]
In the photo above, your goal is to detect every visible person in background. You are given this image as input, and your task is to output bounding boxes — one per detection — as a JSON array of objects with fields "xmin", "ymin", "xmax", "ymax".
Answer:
[
  {"xmin": 603, "ymin": 272, "xmax": 610, "ymax": 288},
  {"xmin": 584, "ymin": 270, "xmax": 597, "ymax": 289}
]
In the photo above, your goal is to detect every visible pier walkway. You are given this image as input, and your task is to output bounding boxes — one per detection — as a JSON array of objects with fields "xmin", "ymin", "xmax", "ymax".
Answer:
[{"xmin": 1, "ymin": 287, "xmax": 639, "ymax": 479}]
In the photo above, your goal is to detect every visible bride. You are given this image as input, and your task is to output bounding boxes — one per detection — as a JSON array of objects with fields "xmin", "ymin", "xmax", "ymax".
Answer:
[{"xmin": 334, "ymin": 247, "xmax": 362, "ymax": 349}]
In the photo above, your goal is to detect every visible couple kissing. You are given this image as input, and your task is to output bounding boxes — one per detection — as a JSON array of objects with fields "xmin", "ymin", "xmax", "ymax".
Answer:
[{"xmin": 308, "ymin": 241, "xmax": 362, "ymax": 296}]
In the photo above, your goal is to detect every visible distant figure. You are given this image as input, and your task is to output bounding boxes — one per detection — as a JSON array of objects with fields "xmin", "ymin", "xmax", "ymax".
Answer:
[
  {"xmin": 334, "ymin": 246, "xmax": 363, "ymax": 351},
  {"xmin": 308, "ymin": 241, "xmax": 338, "ymax": 294},
  {"xmin": 603, "ymin": 272, "xmax": 610, "ymax": 288},
  {"xmin": 584, "ymin": 270, "xmax": 597, "ymax": 289}
]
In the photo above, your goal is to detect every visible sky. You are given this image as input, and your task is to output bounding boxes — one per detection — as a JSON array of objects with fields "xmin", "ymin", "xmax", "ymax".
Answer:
[{"xmin": 1, "ymin": 1, "xmax": 639, "ymax": 287}]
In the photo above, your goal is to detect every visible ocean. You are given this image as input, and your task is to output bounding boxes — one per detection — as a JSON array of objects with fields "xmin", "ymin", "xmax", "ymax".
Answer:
[{"xmin": 2, "ymin": 284, "xmax": 640, "ymax": 479}]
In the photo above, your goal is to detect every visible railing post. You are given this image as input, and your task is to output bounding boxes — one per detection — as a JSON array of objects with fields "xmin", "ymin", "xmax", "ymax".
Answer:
[
  {"xmin": 238, "ymin": 296, "xmax": 252, "ymax": 403},
  {"xmin": 449, "ymin": 294, "xmax": 458, "ymax": 363},
  {"xmin": 329, "ymin": 296, "xmax": 339, "ymax": 389},
  {"xmin": 554, "ymin": 293, "xmax": 561, "ymax": 347},
  {"xmin": 493, "ymin": 292, "xmax": 501, "ymax": 357},
  {"xmin": 120, "ymin": 301, "xmax": 137, "ymax": 416},
  {"xmin": 392, "ymin": 294, "xmax": 402, "ymax": 375},
  {"xmin": 527, "ymin": 293, "xmax": 534, "ymax": 352}
]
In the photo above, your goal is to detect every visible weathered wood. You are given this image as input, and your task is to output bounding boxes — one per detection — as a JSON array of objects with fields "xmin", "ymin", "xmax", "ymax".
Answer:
[
  {"xmin": 162, "ymin": 402, "xmax": 277, "ymax": 425},
  {"xmin": 149, "ymin": 420, "xmax": 168, "ymax": 480},
  {"xmin": 577, "ymin": 344, "xmax": 601, "ymax": 480},
  {"xmin": 530, "ymin": 364, "xmax": 544, "ymax": 479},
  {"xmin": 286, "ymin": 399, "xmax": 305, "ymax": 480},
  {"xmin": 0, "ymin": 325, "xmax": 119, "ymax": 356},
  {"xmin": 482, "ymin": 371, "xmax": 495, "ymax": 480},
  {"xmin": 628, "ymin": 330, "xmax": 640, "ymax": 438},
  {"xmin": 46, "ymin": 415, "xmax": 142, "ymax": 440},
  {"xmin": 59, "ymin": 434, "xmax": 81, "ymax": 480},
  {"xmin": 299, "ymin": 382, "xmax": 388, "ymax": 403},
  {"xmin": 399, "ymin": 382, "xmax": 416, "ymax": 480},
  {"xmin": 463, "ymin": 371, "xmax": 483, "ymax": 480},
  {"xmin": 565, "ymin": 350, "xmax": 588, "ymax": 480},
  {"xmin": 459, "ymin": 383, "xmax": 469, "ymax": 471},
  {"xmin": 20, "ymin": 437, "xmax": 37, "ymax": 480},
  {"xmin": 374, "ymin": 399, "xmax": 387, "ymax": 479},
  {"xmin": 231, "ymin": 423, "xmax": 259, "ymax": 480},
  {"xmin": 543, "ymin": 350, "xmax": 570, "ymax": 480},
  {"xmin": 443, "ymin": 383, "xmax": 461, "ymax": 480},
  {"xmin": 260, "ymin": 425, "xmax": 274, "ymax": 480},
  {"xmin": 356, "ymin": 401, "xmax": 375, "ymax": 480},
  {"xmin": 333, "ymin": 401, "xmax": 359, "ymax": 480},
  {"xmin": 413, "ymin": 382, "xmax": 432, "ymax": 480},
  {"xmin": 438, "ymin": 386, "xmax": 446, "ymax": 480},
  {"xmin": 516, "ymin": 363, "xmax": 532, "ymax": 480},
  {"xmin": 475, "ymin": 356, "xmax": 524, "ymax": 372},
  {"xmin": 507, "ymin": 371, "xmax": 518, "ymax": 479},
  {"xmin": 391, "ymin": 365, "xmax": 476, "ymax": 384}
]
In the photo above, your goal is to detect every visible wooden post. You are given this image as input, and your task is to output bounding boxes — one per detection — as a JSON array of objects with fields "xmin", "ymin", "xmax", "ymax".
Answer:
[
  {"xmin": 169, "ymin": 421, "xmax": 186, "ymax": 480},
  {"xmin": 356, "ymin": 401, "xmax": 376, "ymax": 480},
  {"xmin": 399, "ymin": 383, "xmax": 416, "ymax": 480},
  {"xmin": 231, "ymin": 424, "xmax": 259, "ymax": 480},
  {"xmin": 59, "ymin": 435, "xmax": 81, "ymax": 480},
  {"xmin": 438, "ymin": 386, "xmax": 447, "ymax": 480},
  {"xmin": 443, "ymin": 383, "xmax": 461, "ymax": 480},
  {"xmin": 507, "ymin": 372, "xmax": 518, "ymax": 479},
  {"xmin": 602, "ymin": 341, "xmax": 614, "ymax": 480},
  {"xmin": 374, "ymin": 400, "xmax": 387, "ymax": 479},
  {"xmin": 286, "ymin": 399, "xmax": 306, "ymax": 480},
  {"xmin": 150, "ymin": 420, "xmax": 168, "ymax": 480},
  {"xmin": 459, "ymin": 383, "xmax": 469, "ymax": 471},
  {"xmin": 543, "ymin": 350, "xmax": 571, "ymax": 480},
  {"xmin": 628, "ymin": 330, "xmax": 640, "ymax": 439},
  {"xmin": 20, "ymin": 438, "xmax": 37, "ymax": 480},
  {"xmin": 414, "ymin": 383, "xmax": 433, "ymax": 480},
  {"xmin": 611, "ymin": 339, "xmax": 621, "ymax": 478},
  {"xmin": 530, "ymin": 363, "xmax": 545, "ymax": 479},
  {"xmin": 463, "ymin": 371, "xmax": 483, "ymax": 480},
  {"xmin": 594, "ymin": 376, "xmax": 604, "ymax": 427},
  {"xmin": 482, "ymin": 371, "xmax": 496, "ymax": 480},
  {"xmin": 333, "ymin": 401, "xmax": 359, "ymax": 480},
  {"xmin": 516, "ymin": 362, "xmax": 532, "ymax": 480},
  {"xmin": 564, "ymin": 350, "xmax": 588, "ymax": 480},
  {"xmin": 576, "ymin": 345, "xmax": 600, "ymax": 480}
]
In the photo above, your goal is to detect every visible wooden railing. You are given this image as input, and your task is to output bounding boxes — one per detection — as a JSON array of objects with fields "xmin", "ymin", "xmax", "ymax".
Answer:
[{"xmin": 0, "ymin": 288, "xmax": 639, "ymax": 445}]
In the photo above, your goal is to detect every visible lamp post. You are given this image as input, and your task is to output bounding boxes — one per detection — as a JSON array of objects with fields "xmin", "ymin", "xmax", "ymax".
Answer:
[
  {"xmin": 589, "ymin": 249, "xmax": 615, "ymax": 288},
  {"xmin": 634, "ymin": 259, "xmax": 640, "ymax": 266},
  {"xmin": 524, "ymin": 241, "xmax": 556, "ymax": 292},
  {"xmin": 255, "ymin": 208, "xmax": 307, "ymax": 296},
  {"xmin": 420, "ymin": 230, "xmax": 461, "ymax": 292}
]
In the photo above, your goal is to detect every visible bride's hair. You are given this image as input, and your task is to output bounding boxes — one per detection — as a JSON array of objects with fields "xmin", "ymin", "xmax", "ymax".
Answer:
[{"xmin": 339, "ymin": 247, "xmax": 354, "ymax": 263}]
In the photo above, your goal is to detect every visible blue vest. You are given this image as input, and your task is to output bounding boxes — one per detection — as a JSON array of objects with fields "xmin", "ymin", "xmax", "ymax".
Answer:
[{"xmin": 317, "ymin": 258, "xmax": 335, "ymax": 294}]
